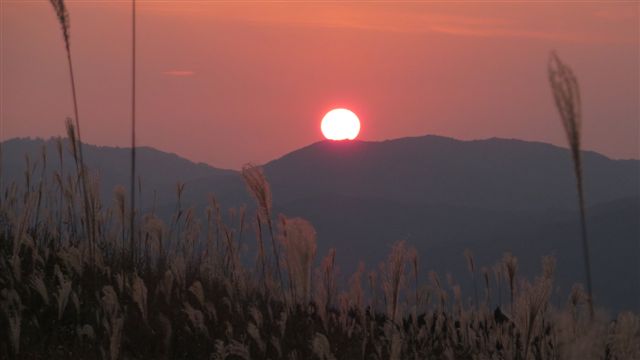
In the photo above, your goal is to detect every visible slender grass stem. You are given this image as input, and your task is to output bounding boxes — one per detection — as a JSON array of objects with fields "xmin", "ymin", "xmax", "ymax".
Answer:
[
  {"xmin": 548, "ymin": 51, "xmax": 594, "ymax": 319},
  {"xmin": 130, "ymin": 0, "xmax": 137, "ymax": 270}
]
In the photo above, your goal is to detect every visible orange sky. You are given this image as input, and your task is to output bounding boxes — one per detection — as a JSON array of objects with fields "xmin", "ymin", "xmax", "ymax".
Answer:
[{"xmin": 1, "ymin": 1, "xmax": 638, "ymax": 169}]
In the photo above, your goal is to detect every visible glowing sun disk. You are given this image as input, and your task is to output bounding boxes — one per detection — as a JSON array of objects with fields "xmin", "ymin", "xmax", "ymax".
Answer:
[{"xmin": 321, "ymin": 108, "xmax": 360, "ymax": 140}]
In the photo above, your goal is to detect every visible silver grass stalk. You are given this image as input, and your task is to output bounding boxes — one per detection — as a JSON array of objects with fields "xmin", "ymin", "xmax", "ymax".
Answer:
[
  {"xmin": 241, "ymin": 164, "xmax": 284, "ymax": 295},
  {"xmin": 548, "ymin": 51, "xmax": 594, "ymax": 319},
  {"xmin": 278, "ymin": 215, "xmax": 317, "ymax": 304},
  {"xmin": 49, "ymin": 0, "xmax": 95, "ymax": 267},
  {"xmin": 255, "ymin": 213, "xmax": 267, "ymax": 292},
  {"xmin": 382, "ymin": 241, "xmax": 408, "ymax": 324},
  {"xmin": 503, "ymin": 252, "xmax": 518, "ymax": 312},
  {"xmin": 129, "ymin": 0, "xmax": 137, "ymax": 269},
  {"xmin": 464, "ymin": 248, "xmax": 479, "ymax": 307}
]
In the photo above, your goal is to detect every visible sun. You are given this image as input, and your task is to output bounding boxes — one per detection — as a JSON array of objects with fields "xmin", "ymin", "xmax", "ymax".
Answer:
[{"xmin": 321, "ymin": 108, "xmax": 361, "ymax": 140}]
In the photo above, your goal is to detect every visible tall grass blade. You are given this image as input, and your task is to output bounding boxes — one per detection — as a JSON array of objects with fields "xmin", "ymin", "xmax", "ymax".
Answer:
[
  {"xmin": 548, "ymin": 51, "xmax": 594, "ymax": 319},
  {"xmin": 49, "ymin": 0, "xmax": 95, "ymax": 269},
  {"xmin": 129, "ymin": 0, "xmax": 137, "ymax": 269}
]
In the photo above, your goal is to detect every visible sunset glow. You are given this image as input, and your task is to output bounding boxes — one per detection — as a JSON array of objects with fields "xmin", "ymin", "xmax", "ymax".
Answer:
[
  {"xmin": 2, "ymin": 1, "xmax": 638, "ymax": 357},
  {"xmin": 2, "ymin": 2, "xmax": 637, "ymax": 167},
  {"xmin": 321, "ymin": 109, "xmax": 361, "ymax": 141}
]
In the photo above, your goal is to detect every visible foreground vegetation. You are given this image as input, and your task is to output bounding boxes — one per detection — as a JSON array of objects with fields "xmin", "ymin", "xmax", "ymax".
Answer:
[
  {"xmin": 0, "ymin": 132, "xmax": 638, "ymax": 360},
  {"xmin": 2, "ymin": 1, "xmax": 630, "ymax": 358}
]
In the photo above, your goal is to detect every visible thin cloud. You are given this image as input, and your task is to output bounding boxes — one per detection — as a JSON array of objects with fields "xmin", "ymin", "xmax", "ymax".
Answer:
[
  {"xmin": 143, "ymin": 4, "xmax": 633, "ymax": 44},
  {"xmin": 142, "ymin": 4, "xmax": 506, "ymax": 35},
  {"xmin": 162, "ymin": 70, "xmax": 195, "ymax": 77},
  {"xmin": 430, "ymin": 25, "xmax": 579, "ymax": 42},
  {"xmin": 429, "ymin": 25, "xmax": 634, "ymax": 44}
]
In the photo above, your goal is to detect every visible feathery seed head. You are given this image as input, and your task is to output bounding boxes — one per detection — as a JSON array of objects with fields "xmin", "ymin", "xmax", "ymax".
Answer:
[
  {"xmin": 49, "ymin": 0, "xmax": 70, "ymax": 49},
  {"xmin": 548, "ymin": 51, "xmax": 582, "ymax": 151},
  {"xmin": 241, "ymin": 164, "xmax": 272, "ymax": 221}
]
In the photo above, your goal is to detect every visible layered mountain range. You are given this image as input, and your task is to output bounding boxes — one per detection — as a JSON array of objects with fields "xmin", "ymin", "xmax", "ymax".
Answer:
[{"xmin": 3, "ymin": 135, "xmax": 638, "ymax": 312}]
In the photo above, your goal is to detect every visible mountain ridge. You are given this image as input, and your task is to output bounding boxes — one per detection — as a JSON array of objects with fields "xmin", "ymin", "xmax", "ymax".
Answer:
[
  {"xmin": 2, "ymin": 134, "xmax": 638, "ymax": 312},
  {"xmin": 263, "ymin": 134, "xmax": 639, "ymax": 211},
  {"xmin": 5, "ymin": 133, "xmax": 637, "ymax": 171}
]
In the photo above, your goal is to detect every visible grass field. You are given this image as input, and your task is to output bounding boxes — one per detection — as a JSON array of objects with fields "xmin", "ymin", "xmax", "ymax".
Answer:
[
  {"xmin": 0, "ymin": 148, "xmax": 637, "ymax": 359},
  {"xmin": 1, "ymin": 1, "xmax": 638, "ymax": 358}
]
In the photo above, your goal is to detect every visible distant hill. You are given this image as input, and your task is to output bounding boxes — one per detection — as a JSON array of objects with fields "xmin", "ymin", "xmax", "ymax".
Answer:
[
  {"xmin": 276, "ymin": 193, "xmax": 639, "ymax": 313},
  {"xmin": 0, "ymin": 137, "xmax": 246, "ymax": 212},
  {"xmin": 2, "ymin": 135, "xmax": 638, "ymax": 312},
  {"xmin": 264, "ymin": 135, "xmax": 639, "ymax": 211}
]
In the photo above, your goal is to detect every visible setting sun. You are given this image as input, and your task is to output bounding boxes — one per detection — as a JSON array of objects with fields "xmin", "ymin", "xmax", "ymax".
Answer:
[
  {"xmin": 4, "ymin": 1, "xmax": 638, "ymax": 357},
  {"xmin": 321, "ymin": 108, "xmax": 361, "ymax": 141}
]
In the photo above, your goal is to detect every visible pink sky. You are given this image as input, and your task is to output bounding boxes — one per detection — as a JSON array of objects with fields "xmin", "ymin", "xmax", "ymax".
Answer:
[{"xmin": 1, "ymin": 1, "xmax": 638, "ymax": 169}]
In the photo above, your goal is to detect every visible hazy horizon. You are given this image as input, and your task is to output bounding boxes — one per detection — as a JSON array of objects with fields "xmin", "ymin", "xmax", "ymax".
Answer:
[
  {"xmin": 2, "ymin": 2, "xmax": 640, "ymax": 357},
  {"xmin": 2, "ymin": 1, "xmax": 638, "ymax": 168},
  {"xmin": 4, "ymin": 131, "xmax": 640, "ymax": 171}
]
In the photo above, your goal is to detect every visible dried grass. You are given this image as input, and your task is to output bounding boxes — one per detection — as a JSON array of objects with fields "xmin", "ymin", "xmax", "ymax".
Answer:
[
  {"xmin": 0, "ymin": 11, "xmax": 634, "ymax": 357},
  {"xmin": 548, "ymin": 51, "xmax": 594, "ymax": 318}
]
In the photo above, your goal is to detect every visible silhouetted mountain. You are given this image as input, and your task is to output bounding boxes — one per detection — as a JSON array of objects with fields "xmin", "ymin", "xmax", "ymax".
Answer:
[
  {"xmin": 2, "ymin": 135, "xmax": 638, "ymax": 312},
  {"xmin": 264, "ymin": 136, "xmax": 639, "ymax": 312},
  {"xmin": 1, "ymin": 137, "xmax": 245, "ymax": 211},
  {"xmin": 264, "ymin": 136, "xmax": 638, "ymax": 210},
  {"xmin": 276, "ymin": 193, "xmax": 639, "ymax": 313}
]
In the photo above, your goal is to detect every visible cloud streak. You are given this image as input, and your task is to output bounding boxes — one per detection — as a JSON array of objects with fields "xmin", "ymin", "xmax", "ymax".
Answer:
[{"xmin": 157, "ymin": 3, "xmax": 633, "ymax": 44}]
